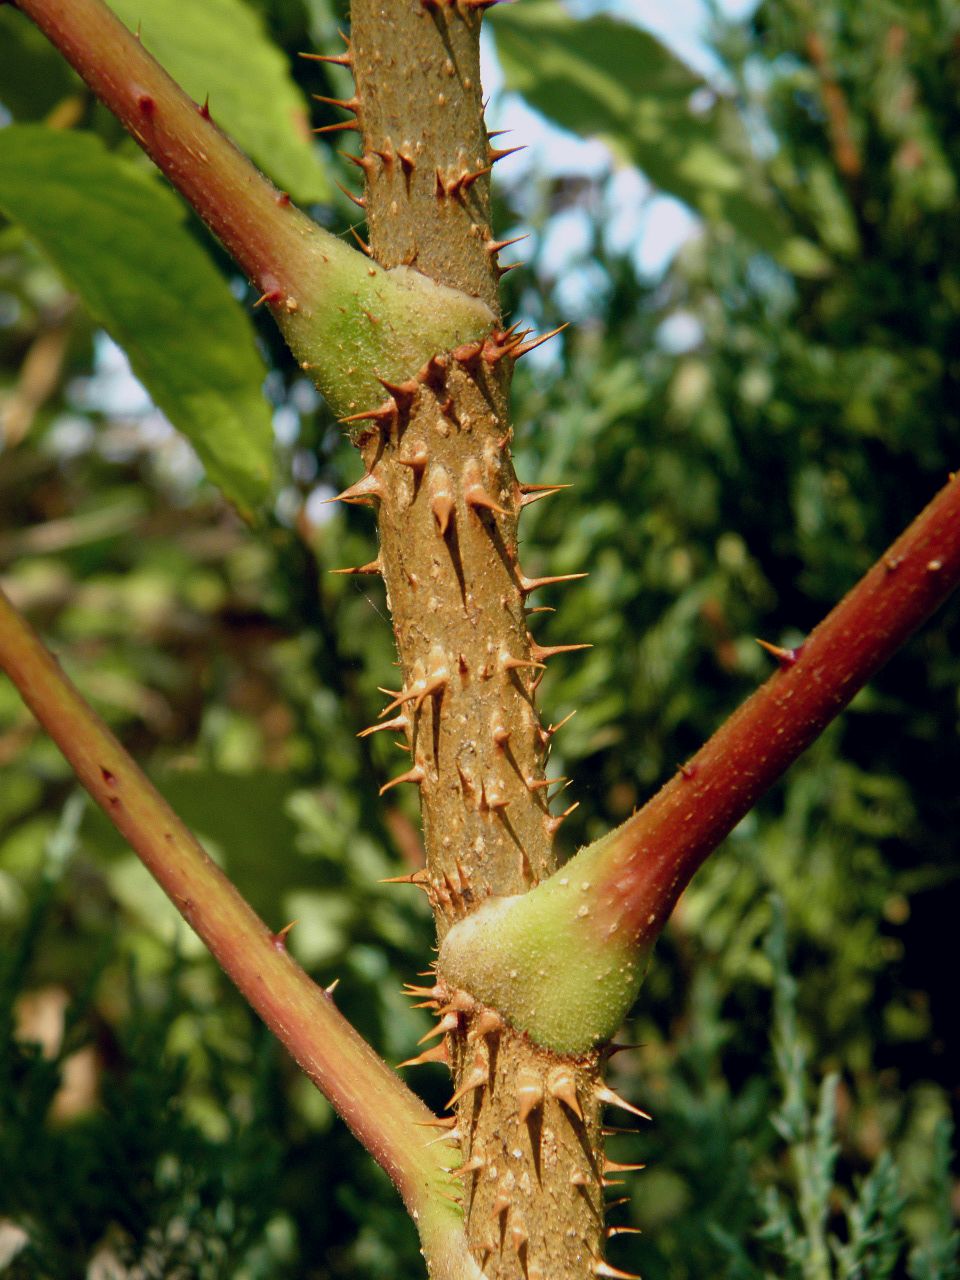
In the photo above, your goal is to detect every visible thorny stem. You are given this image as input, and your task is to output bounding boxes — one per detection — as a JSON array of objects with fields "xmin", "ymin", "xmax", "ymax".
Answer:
[
  {"xmin": 0, "ymin": 585, "xmax": 482, "ymax": 1278},
  {"xmin": 343, "ymin": 7, "xmax": 616, "ymax": 1279}
]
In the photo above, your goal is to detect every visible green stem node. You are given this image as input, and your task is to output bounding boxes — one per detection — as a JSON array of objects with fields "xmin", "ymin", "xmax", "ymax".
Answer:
[{"xmin": 439, "ymin": 830, "xmax": 653, "ymax": 1056}]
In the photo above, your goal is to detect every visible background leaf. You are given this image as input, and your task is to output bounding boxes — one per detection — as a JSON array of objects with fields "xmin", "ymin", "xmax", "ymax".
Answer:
[
  {"xmin": 0, "ymin": 126, "xmax": 275, "ymax": 517},
  {"xmin": 107, "ymin": 0, "xmax": 331, "ymax": 203},
  {"xmin": 490, "ymin": 0, "xmax": 789, "ymax": 252},
  {"xmin": 0, "ymin": 10, "xmax": 77, "ymax": 120}
]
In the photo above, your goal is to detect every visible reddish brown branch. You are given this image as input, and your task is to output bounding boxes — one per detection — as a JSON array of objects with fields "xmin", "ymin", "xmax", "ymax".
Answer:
[
  {"xmin": 0, "ymin": 585, "xmax": 455, "ymax": 1216},
  {"xmin": 595, "ymin": 473, "xmax": 960, "ymax": 941}
]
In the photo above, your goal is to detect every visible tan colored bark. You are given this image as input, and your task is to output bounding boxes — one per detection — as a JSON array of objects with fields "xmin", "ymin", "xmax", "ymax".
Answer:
[
  {"xmin": 347, "ymin": 0, "xmax": 560, "ymax": 921},
  {"xmin": 344, "ymin": 3, "xmax": 610, "ymax": 1276}
]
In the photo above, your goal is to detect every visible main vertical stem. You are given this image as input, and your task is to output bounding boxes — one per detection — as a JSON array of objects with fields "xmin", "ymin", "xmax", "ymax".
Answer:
[{"xmin": 343, "ymin": 4, "xmax": 608, "ymax": 1276}]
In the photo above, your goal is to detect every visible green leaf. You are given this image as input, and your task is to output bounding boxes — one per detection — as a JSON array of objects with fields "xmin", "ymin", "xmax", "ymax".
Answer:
[
  {"xmin": 491, "ymin": 1, "xmax": 789, "ymax": 251},
  {"xmin": 0, "ymin": 126, "xmax": 275, "ymax": 517},
  {"xmin": 106, "ymin": 0, "xmax": 330, "ymax": 203},
  {"xmin": 0, "ymin": 10, "xmax": 77, "ymax": 120}
]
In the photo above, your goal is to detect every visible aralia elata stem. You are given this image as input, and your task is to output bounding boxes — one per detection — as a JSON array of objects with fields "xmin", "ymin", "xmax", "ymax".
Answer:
[{"xmin": 0, "ymin": 585, "xmax": 474, "ymax": 1263}]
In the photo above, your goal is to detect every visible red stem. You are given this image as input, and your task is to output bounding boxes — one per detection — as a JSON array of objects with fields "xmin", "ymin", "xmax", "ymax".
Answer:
[
  {"xmin": 0, "ymin": 585, "xmax": 451, "ymax": 1215},
  {"xmin": 14, "ymin": 0, "xmax": 315, "ymax": 298},
  {"xmin": 595, "ymin": 473, "xmax": 960, "ymax": 940}
]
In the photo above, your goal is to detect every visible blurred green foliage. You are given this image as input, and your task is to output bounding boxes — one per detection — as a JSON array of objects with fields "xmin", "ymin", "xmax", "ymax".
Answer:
[{"xmin": 1, "ymin": 0, "xmax": 957, "ymax": 1275}]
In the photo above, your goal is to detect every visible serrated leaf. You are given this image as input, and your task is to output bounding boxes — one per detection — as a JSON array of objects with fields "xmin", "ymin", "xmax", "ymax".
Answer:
[
  {"xmin": 0, "ymin": 126, "xmax": 275, "ymax": 517},
  {"xmin": 491, "ymin": 1, "xmax": 789, "ymax": 251},
  {"xmin": 106, "ymin": 0, "xmax": 330, "ymax": 203}
]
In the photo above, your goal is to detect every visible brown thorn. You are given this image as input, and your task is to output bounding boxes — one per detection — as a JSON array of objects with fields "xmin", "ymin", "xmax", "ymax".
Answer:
[
  {"xmin": 312, "ymin": 93, "xmax": 361, "ymax": 113},
  {"xmin": 312, "ymin": 120, "xmax": 361, "ymax": 135},
  {"xmin": 489, "ymin": 144, "xmax": 527, "ymax": 163},
  {"xmin": 402, "ymin": 981, "xmax": 442, "ymax": 997},
  {"xmin": 397, "ymin": 1042, "xmax": 450, "ymax": 1069},
  {"xmin": 431, "ymin": 493, "xmax": 455, "ymax": 537},
  {"xmin": 381, "ymin": 872, "xmax": 429, "ymax": 890},
  {"xmin": 518, "ymin": 571, "xmax": 588, "ymax": 595},
  {"xmin": 511, "ymin": 322, "xmax": 570, "ymax": 359},
  {"xmin": 502, "ymin": 656, "xmax": 546, "ymax": 674},
  {"xmin": 416, "ymin": 1115, "xmax": 458, "ymax": 1130},
  {"xmin": 397, "ymin": 446, "xmax": 430, "ymax": 477},
  {"xmin": 344, "ymin": 151, "xmax": 377, "ymax": 177},
  {"xmin": 603, "ymin": 1159, "xmax": 647, "ymax": 1174},
  {"xmin": 418, "ymin": 352, "xmax": 449, "ymax": 390},
  {"xmin": 376, "ymin": 376, "xmax": 420, "ymax": 415},
  {"xmin": 593, "ymin": 1264, "xmax": 642, "ymax": 1279},
  {"xmin": 339, "ymin": 399, "xmax": 397, "ymax": 428},
  {"xmin": 544, "ymin": 801, "xmax": 579, "ymax": 836},
  {"xmin": 519, "ymin": 482, "xmax": 572, "ymax": 508},
  {"xmin": 600, "ymin": 1042, "xmax": 635, "ymax": 1062},
  {"xmin": 452, "ymin": 340, "xmax": 485, "ymax": 368},
  {"xmin": 359, "ymin": 714, "xmax": 409, "ymax": 739},
  {"xmin": 486, "ymin": 233, "xmax": 529, "ymax": 256},
  {"xmin": 417, "ymin": 1011, "xmax": 459, "ymax": 1045},
  {"xmin": 379, "ymin": 765, "xmax": 425, "ymax": 796},
  {"xmin": 446, "ymin": 1062, "xmax": 488, "ymax": 1109},
  {"xmin": 463, "ymin": 459, "xmax": 510, "ymax": 517},
  {"xmin": 594, "ymin": 1084, "xmax": 652, "ymax": 1121},
  {"xmin": 272, "ymin": 918, "xmax": 298, "ymax": 949},
  {"xmin": 517, "ymin": 1066, "xmax": 544, "ymax": 1124},
  {"xmin": 606, "ymin": 1226, "xmax": 643, "ymax": 1238},
  {"xmin": 545, "ymin": 709, "xmax": 577, "ymax": 738},
  {"xmin": 334, "ymin": 177, "xmax": 366, "ymax": 209},
  {"xmin": 456, "ymin": 163, "xmax": 493, "ymax": 193},
  {"xmin": 322, "ymin": 472, "xmax": 384, "ymax": 506},
  {"xmin": 547, "ymin": 1067, "xmax": 583, "ymax": 1120},
  {"xmin": 349, "ymin": 226, "xmax": 372, "ymax": 255},
  {"xmin": 465, "ymin": 485, "xmax": 510, "ymax": 517},
  {"xmin": 298, "ymin": 49, "xmax": 352, "ymax": 67},
  {"xmin": 329, "ymin": 557, "xmax": 382, "ymax": 576},
  {"xmin": 756, "ymin": 637, "xmax": 801, "ymax": 668},
  {"xmin": 491, "ymin": 1191, "xmax": 512, "ymax": 1218},
  {"xmin": 425, "ymin": 1127, "xmax": 461, "ymax": 1148},
  {"xmin": 530, "ymin": 642, "xmax": 592, "ymax": 662},
  {"xmin": 413, "ymin": 673, "xmax": 448, "ymax": 711},
  {"xmin": 472, "ymin": 1009, "xmax": 503, "ymax": 1039},
  {"xmin": 451, "ymin": 1154, "xmax": 485, "ymax": 1179},
  {"xmin": 253, "ymin": 287, "xmax": 283, "ymax": 309}
]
